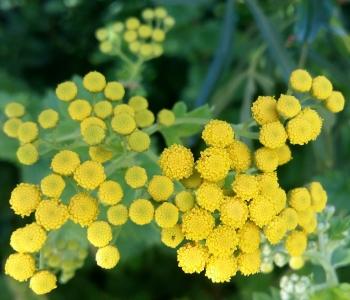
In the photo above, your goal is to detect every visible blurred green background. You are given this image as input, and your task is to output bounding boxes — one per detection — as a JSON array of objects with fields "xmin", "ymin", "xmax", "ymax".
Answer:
[{"xmin": 0, "ymin": 0, "xmax": 349, "ymax": 299}]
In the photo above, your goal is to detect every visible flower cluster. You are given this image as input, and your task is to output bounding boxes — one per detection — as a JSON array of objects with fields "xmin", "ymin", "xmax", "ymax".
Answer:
[{"xmin": 96, "ymin": 7, "xmax": 174, "ymax": 60}]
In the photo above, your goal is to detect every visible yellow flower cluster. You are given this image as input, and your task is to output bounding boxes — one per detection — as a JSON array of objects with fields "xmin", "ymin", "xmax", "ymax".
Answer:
[{"xmin": 96, "ymin": 7, "xmax": 175, "ymax": 60}]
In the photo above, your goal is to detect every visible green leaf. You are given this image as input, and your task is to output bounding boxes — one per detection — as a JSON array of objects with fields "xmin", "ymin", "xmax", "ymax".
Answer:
[{"xmin": 311, "ymin": 283, "xmax": 350, "ymax": 300}]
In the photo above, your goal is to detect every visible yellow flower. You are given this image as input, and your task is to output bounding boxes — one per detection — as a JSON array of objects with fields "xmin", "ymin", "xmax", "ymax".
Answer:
[
  {"xmin": 98, "ymin": 180, "xmax": 123, "ymax": 206},
  {"xmin": 161, "ymin": 225, "xmax": 184, "ymax": 248},
  {"xmin": 196, "ymin": 147, "xmax": 231, "ymax": 182},
  {"xmin": 175, "ymin": 191, "xmax": 194, "ymax": 212},
  {"xmin": 220, "ymin": 196, "xmax": 248, "ymax": 229},
  {"xmin": 257, "ymin": 172, "xmax": 279, "ymax": 192},
  {"xmin": 238, "ymin": 250, "xmax": 261, "ymax": 276},
  {"xmin": 124, "ymin": 30, "xmax": 137, "ymax": 43},
  {"xmin": 157, "ymin": 109, "xmax": 175, "ymax": 126},
  {"xmin": 280, "ymin": 207, "xmax": 298, "ymax": 230},
  {"xmin": 80, "ymin": 116, "xmax": 106, "ymax": 131},
  {"xmin": 164, "ymin": 16, "xmax": 175, "ymax": 28},
  {"xmin": 40, "ymin": 174, "xmax": 65, "ymax": 198},
  {"xmin": 155, "ymin": 202, "xmax": 179, "ymax": 228},
  {"xmin": 35, "ymin": 199, "xmax": 68, "ymax": 230},
  {"xmin": 128, "ymin": 96, "xmax": 149, "ymax": 111},
  {"xmin": 38, "ymin": 109, "xmax": 59, "ymax": 129},
  {"xmin": 288, "ymin": 187, "xmax": 311, "ymax": 212},
  {"xmin": 17, "ymin": 143, "xmax": 39, "ymax": 165},
  {"xmin": 285, "ymin": 230, "xmax": 307, "ymax": 256},
  {"xmin": 51, "ymin": 150, "xmax": 80, "ymax": 176},
  {"xmin": 10, "ymin": 223, "xmax": 47, "ymax": 253},
  {"xmin": 148, "ymin": 175, "xmax": 174, "ymax": 201},
  {"xmin": 124, "ymin": 166, "xmax": 148, "ymax": 188},
  {"xmin": 297, "ymin": 209, "xmax": 317, "ymax": 234},
  {"xmin": 181, "ymin": 207, "xmax": 214, "ymax": 241},
  {"xmin": 276, "ymin": 94, "xmax": 301, "ymax": 119},
  {"xmin": 232, "ymin": 174, "xmax": 259, "ymax": 201},
  {"xmin": 325, "ymin": 91, "xmax": 345, "ymax": 113},
  {"xmin": 104, "ymin": 81, "xmax": 125, "ymax": 101},
  {"xmin": 249, "ymin": 195, "xmax": 276, "ymax": 227},
  {"xmin": 312, "ymin": 75, "xmax": 333, "ymax": 100},
  {"xmin": 226, "ymin": 140, "xmax": 252, "ymax": 172},
  {"xmin": 3, "ymin": 118, "xmax": 22, "ymax": 138},
  {"xmin": 83, "ymin": 71, "xmax": 106, "ymax": 92},
  {"xmin": 251, "ymin": 96, "xmax": 278, "ymax": 125},
  {"xmin": 68, "ymin": 99, "xmax": 92, "ymax": 121},
  {"xmin": 4, "ymin": 102, "xmax": 25, "ymax": 118},
  {"xmin": 125, "ymin": 17, "xmax": 140, "ymax": 30},
  {"xmin": 152, "ymin": 29, "xmax": 166, "ymax": 42},
  {"xmin": 29, "ymin": 271, "xmax": 57, "ymax": 295},
  {"xmin": 254, "ymin": 147, "xmax": 279, "ymax": 172},
  {"xmin": 259, "ymin": 121, "xmax": 287, "ymax": 149},
  {"xmin": 238, "ymin": 222, "xmax": 260, "ymax": 253},
  {"xmin": 87, "ymin": 221, "xmax": 112, "ymax": 247},
  {"xmin": 286, "ymin": 114, "xmax": 312, "ymax": 145},
  {"xmin": 129, "ymin": 199, "xmax": 154, "ymax": 225},
  {"xmin": 177, "ymin": 243, "xmax": 209, "ymax": 274},
  {"xmin": 68, "ymin": 193, "xmax": 98, "ymax": 227},
  {"xmin": 127, "ymin": 130, "xmax": 150, "ymax": 152},
  {"xmin": 264, "ymin": 216, "xmax": 288, "ymax": 245},
  {"xmin": 152, "ymin": 44, "xmax": 163, "ymax": 57},
  {"xmin": 139, "ymin": 43, "xmax": 153, "ymax": 58},
  {"xmin": 308, "ymin": 181, "xmax": 327, "ymax": 212},
  {"xmin": 195, "ymin": 182, "xmax": 223, "ymax": 212},
  {"xmin": 55, "ymin": 81, "xmax": 77, "ymax": 102},
  {"xmin": 289, "ymin": 256, "xmax": 305, "ymax": 270},
  {"xmin": 96, "ymin": 245, "xmax": 120, "ymax": 269},
  {"xmin": 89, "ymin": 146, "xmax": 113, "ymax": 163},
  {"xmin": 95, "ymin": 28, "xmax": 108, "ymax": 41},
  {"xmin": 111, "ymin": 113, "xmax": 136, "ymax": 135},
  {"xmin": 142, "ymin": 8, "xmax": 154, "ymax": 20},
  {"xmin": 114, "ymin": 104, "xmax": 135, "ymax": 116},
  {"xmin": 205, "ymin": 256, "xmax": 237, "ymax": 283},
  {"xmin": 73, "ymin": 161, "xmax": 106, "ymax": 190},
  {"xmin": 202, "ymin": 119, "xmax": 235, "ymax": 148},
  {"xmin": 261, "ymin": 186, "xmax": 287, "ymax": 215},
  {"xmin": 135, "ymin": 109, "xmax": 155, "ymax": 128},
  {"xmin": 138, "ymin": 24, "xmax": 152, "ymax": 38},
  {"xmin": 81, "ymin": 124, "xmax": 106, "ymax": 145},
  {"xmin": 275, "ymin": 144, "xmax": 292, "ymax": 165},
  {"xmin": 154, "ymin": 6, "xmax": 168, "ymax": 18},
  {"xmin": 93, "ymin": 101, "xmax": 113, "ymax": 119},
  {"xmin": 289, "ymin": 69, "xmax": 312, "ymax": 92},
  {"xmin": 300, "ymin": 108, "xmax": 322, "ymax": 141},
  {"xmin": 181, "ymin": 170, "xmax": 202, "ymax": 189},
  {"xmin": 107, "ymin": 204, "xmax": 128, "ymax": 226},
  {"xmin": 5, "ymin": 253, "xmax": 35, "ymax": 282},
  {"xmin": 10, "ymin": 183, "xmax": 40, "ymax": 217},
  {"xmin": 18, "ymin": 121, "xmax": 38, "ymax": 143},
  {"xmin": 206, "ymin": 225, "xmax": 238, "ymax": 257}
]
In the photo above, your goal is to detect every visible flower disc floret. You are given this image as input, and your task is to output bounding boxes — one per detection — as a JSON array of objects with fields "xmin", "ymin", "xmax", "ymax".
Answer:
[
  {"xmin": 127, "ymin": 130, "xmax": 150, "ymax": 152},
  {"xmin": 3, "ymin": 118, "xmax": 22, "ymax": 138},
  {"xmin": 157, "ymin": 109, "xmax": 175, "ymax": 126},
  {"xmin": 128, "ymin": 96, "xmax": 148, "ymax": 111},
  {"xmin": 312, "ymin": 75, "xmax": 333, "ymax": 100},
  {"xmin": 93, "ymin": 101, "xmax": 113, "ymax": 119},
  {"xmin": 89, "ymin": 146, "xmax": 113, "ymax": 163},
  {"xmin": 155, "ymin": 202, "xmax": 179, "ymax": 228},
  {"xmin": 325, "ymin": 91, "xmax": 345, "ymax": 113},
  {"xmin": 254, "ymin": 147, "xmax": 279, "ymax": 172},
  {"xmin": 73, "ymin": 160, "xmax": 106, "ymax": 190},
  {"xmin": 251, "ymin": 96, "xmax": 278, "ymax": 125},
  {"xmin": 68, "ymin": 193, "xmax": 98, "ymax": 227},
  {"xmin": 107, "ymin": 204, "xmax": 128, "ymax": 226},
  {"xmin": 286, "ymin": 114, "xmax": 313, "ymax": 145},
  {"xmin": 275, "ymin": 144, "xmax": 292, "ymax": 165},
  {"xmin": 177, "ymin": 243, "xmax": 209, "ymax": 274},
  {"xmin": 129, "ymin": 199, "xmax": 154, "ymax": 225},
  {"xmin": 285, "ymin": 230, "xmax": 307, "ymax": 256},
  {"xmin": 38, "ymin": 109, "xmax": 59, "ymax": 129},
  {"xmin": 5, "ymin": 253, "xmax": 35, "ymax": 282},
  {"xmin": 4, "ymin": 102, "xmax": 25, "ymax": 118},
  {"xmin": 264, "ymin": 216, "xmax": 288, "ymax": 245},
  {"xmin": 87, "ymin": 221, "xmax": 112, "ymax": 247},
  {"xmin": 51, "ymin": 150, "xmax": 80, "ymax": 176},
  {"xmin": 10, "ymin": 223, "xmax": 47, "ymax": 253},
  {"xmin": 98, "ymin": 180, "xmax": 123, "ymax": 205},
  {"xmin": 206, "ymin": 225, "xmax": 238, "ymax": 257},
  {"xmin": 276, "ymin": 94, "xmax": 301, "ymax": 119},
  {"xmin": 68, "ymin": 99, "xmax": 92, "ymax": 121},
  {"xmin": 81, "ymin": 124, "xmax": 106, "ymax": 145},
  {"xmin": 17, "ymin": 143, "xmax": 39, "ymax": 165},
  {"xmin": 220, "ymin": 197, "xmax": 248, "ymax": 229},
  {"xmin": 195, "ymin": 182, "xmax": 223, "ymax": 212},
  {"xmin": 288, "ymin": 187, "xmax": 311, "ymax": 212},
  {"xmin": 175, "ymin": 191, "xmax": 195, "ymax": 212},
  {"xmin": 161, "ymin": 225, "xmax": 184, "ymax": 248},
  {"xmin": 232, "ymin": 174, "xmax": 259, "ymax": 200},
  {"xmin": 10, "ymin": 183, "xmax": 40, "ymax": 217},
  {"xmin": 111, "ymin": 113, "xmax": 136, "ymax": 135},
  {"xmin": 289, "ymin": 69, "xmax": 312, "ymax": 92},
  {"xmin": 238, "ymin": 250, "xmax": 261, "ymax": 276},
  {"xmin": 134, "ymin": 109, "xmax": 155, "ymax": 128},
  {"xmin": 83, "ymin": 71, "xmax": 106, "ymax": 92},
  {"xmin": 29, "ymin": 270, "xmax": 57, "ymax": 295},
  {"xmin": 238, "ymin": 222, "xmax": 260, "ymax": 253},
  {"xmin": 104, "ymin": 81, "xmax": 125, "ymax": 101},
  {"xmin": 114, "ymin": 104, "xmax": 135, "ymax": 116},
  {"xmin": 280, "ymin": 207, "xmax": 298, "ymax": 230},
  {"xmin": 308, "ymin": 181, "xmax": 327, "ymax": 212},
  {"xmin": 300, "ymin": 108, "xmax": 323, "ymax": 141},
  {"xmin": 124, "ymin": 166, "xmax": 147, "ymax": 188},
  {"xmin": 226, "ymin": 140, "xmax": 252, "ymax": 172},
  {"xmin": 18, "ymin": 121, "xmax": 38, "ymax": 143},
  {"xmin": 96, "ymin": 245, "xmax": 120, "ymax": 269},
  {"xmin": 56, "ymin": 81, "xmax": 77, "ymax": 101},
  {"xmin": 40, "ymin": 174, "xmax": 65, "ymax": 198},
  {"xmin": 259, "ymin": 121, "xmax": 287, "ymax": 149},
  {"xmin": 249, "ymin": 195, "xmax": 276, "ymax": 227},
  {"xmin": 182, "ymin": 207, "xmax": 214, "ymax": 241},
  {"xmin": 205, "ymin": 256, "xmax": 237, "ymax": 283},
  {"xmin": 147, "ymin": 175, "xmax": 174, "ymax": 201},
  {"xmin": 35, "ymin": 199, "xmax": 68, "ymax": 230},
  {"xmin": 202, "ymin": 119, "xmax": 234, "ymax": 148}
]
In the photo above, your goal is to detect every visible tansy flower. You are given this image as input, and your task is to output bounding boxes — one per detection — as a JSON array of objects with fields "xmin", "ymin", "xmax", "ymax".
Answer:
[
  {"xmin": 89, "ymin": 146, "xmax": 113, "ymax": 163},
  {"xmin": 308, "ymin": 181, "xmax": 327, "ymax": 212},
  {"xmin": 289, "ymin": 256, "xmax": 305, "ymax": 270},
  {"xmin": 297, "ymin": 209, "xmax": 317, "ymax": 233},
  {"xmin": 232, "ymin": 174, "xmax": 259, "ymax": 201},
  {"xmin": 289, "ymin": 69, "xmax": 312, "ymax": 92},
  {"xmin": 138, "ymin": 24, "xmax": 152, "ymax": 38},
  {"xmin": 152, "ymin": 29, "xmax": 166, "ymax": 42},
  {"xmin": 17, "ymin": 143, "xmax": 39, "ymax": 165},
  {"xmin": 87, "ymin": 221, "xmax": 112, "ymax": 247},
  {"xmin": 300, "ymin": 108, "xmax": 322, "ymax": 141},
  {"xmin": 196, "ymin": 147, "xmax": 231, "ymax": 182},
  {"xmin": 68, "ymin": 99, "xmax": 92, "ymax": 121},
  {"xmin": 139, "ymin": 43, "xmax": 153, "ymax": 58},
  {"xmin": 126, "ymin": 17, "xmax": 140, "ymax": 30},
  {"xmin": 10, "ymin": 223, "xmax": 47, "ymax": 253},
  {"xmin": 51, "ymin": 150, "xmax": 80, "ymax": 176},
  {"xmin": 38, "ymin": 109, "xmax": 59, "ymax": 129},
  {"xmin": 134, "ymin": 109, "xmax": 155, "ymax": 128},
  {"xmin": 129, "ymin": 199, "xmax": 154, "ymax": 225},
  {"xmin": 127, "ymin": 130, "xmax": 150, "ymax": 152},
  {"xmin": 286, "ymin": 114, "xmax": 312, "ymax": 145},
  {"xmin": 238, "ymin": 250, "xmax": 261, "ymax": 276},
  {"xmin": 226, "ymin": 140, "xmax": 252, "ymax": 172},
  {"xmin": 3, "ymin": 118, "xmax": 22, "ymax": 138},
  {"xmin": 80, "ymin": 116, "xmax": 106, "ymax": 132},
  {"xmin": 195, "ymin": 182, "xmax": 223, "ymax": 212},
  {"xmin": 251, "ymin": 96, "xmax": 278, "ymax": 125},
  {"xmin": 175, "ymin": 191, "xmax": 195, "ymax": 212},
  {"xmin": 142, "ymin": 8, "xmax": 154, "ymax": 20},
  {"xmin": 128, "ymin": 96, "xmax": 149, "ymax": 111},
  {"xmin": 275, "ymin": 144, "xmax": 292, "ymax": 165},
  {"xmin": 96, "ymin": 245, "xmax": 120, "ymax": 269},
  {"xmin": 55, "ymin": 81, "xmax": 77, "ymax": 102},
  {"xmin": 157, "ymin": 109, "xmax": 175, "ymax": 126},
  {"xmin": 264, "ymin": 216, "xmax": 288, "ymax": 245},
  {"xmin": 254, "ymin": 147, "xmax": 279, "ymax": 172},
  {"xmin": 276, "ymin": 94, "xmax": 301, "ymax": 119},
  {"xmin": 83, "ymin": 71, "xmax": 106, "ymax": 92},
  {"xmin": 104, "ymin": 81, "xmax": 125, "ymax": 101},
  {"xmin": 205, "ymin": 256, "xmax": 237, "ymax": 283},
  {"xmin": 18, "ymin": 121, "xmax": 38, "ymax": 144},
  {"xmin": 35, "ymin": 199, "xmax": 68, "ymax": 230},
  {"xmin": 93, "ymin": 101, "xmax": 113, "ymax": 119},
  {"xmin": 4, "ymin": 102, "xmax": 25, "ymax": 118},
  {"xmin": 259, "ymin": 121, "xmax": 287, "ymax": 149},
  {"xmin": 288, "ymin": 187, "xmax": 311, "ymax": 212},
  {"xmin": 280, "ymin": 207, "xmax": 298, "ymax": 230},
  {"xmin": 98, "ymin": 180, "xmax": 123, "ymax": 206},
  {"xmin": 261, "ymin": 186, "xmax": 287, "ymax": 214},
  {"xmin": 111, "ymin": 113, "xmax": 136, "ymax": 135},
  {"xmin": 249, "ymin": 195, "xmax": 276, "ymax": 227},
  {"xmin": 206, "ymin": 225, "xmax": 238, "ymax": 257},
  {"xmin": 124, "ymin": 166, "xmax": 148, "ymax": 188},
  {"xmin": 181, "ymin": 207, "xmax": 214, "ymax": 241},
  {"xmin": 114, "ymin": 104, "xmax": 135, "ymax": 116},
  {"xmin": 155, "ymin": 202, "xmax": 179, "ymax": 228},
  {"xmin": 154, "ymin": 6, "xmax": 167, "ymax": 18},
  {"xmin": 161, "ymin": 225, "xmax": 184, "ymax": 248},
  {"xmin": 29, "ymin": 271, "xmax": 57, "ymax": 295},
  {"xmin": 257, "ymin": 172, "xmax": 279, "ymax": 192},
  {"xmin": 325, "ymin": 91, "xmax": 345, "ymax": 113},
  {"xmin": 177, "ymin": 243, "xmax": 209, "ymax": 274},
  {"xmin": 81, "ymin": 124, "xmax": 106, "ymax": 145},
  {"xmin": 40, "ymin": 174, "xmax": 65, "ymax": 198},
  {"xmin": 312, "ymin": 75, "xmax": 333, "ymax": 100},
  {"xmin": 107, "ymin": 204, "xmax": 128, "ymax": 226},
  {"xmin": 202, "ymin": 119, "xmax": 234, "ymax": 148},
  {"xmin": 285, "ymin": 230, "xmax": 307, "ymax": 256},
  {"xmin": 73, "ymin": 161, "xmax": 106, "ymax": 190},
  {"xmin": 147, "ymin": 175, "xmax": 174, "ymax": 201},
  {"xmin": 10, "ymin": 183, "xmax": 41, "ymax": 217},
  {"xmin": 220, "ymin": 196, "xmax": 248, "ymax": 229},
  {"xmin": 238, "ymin": 222, "xmax": 260, "ymax": 253},
  {"xmin": 68, "ymin": 193, "xmax": 98, "ymax": 227},
  {"xmin": 5, "ymin": 253, "xmax": 36, "ymax": 282}
]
